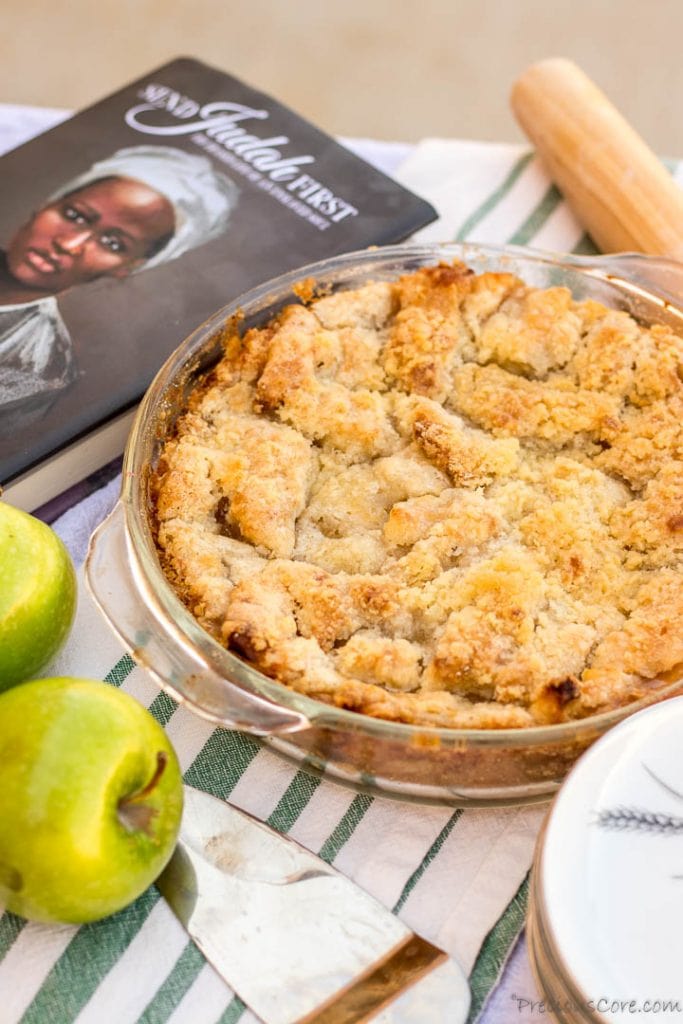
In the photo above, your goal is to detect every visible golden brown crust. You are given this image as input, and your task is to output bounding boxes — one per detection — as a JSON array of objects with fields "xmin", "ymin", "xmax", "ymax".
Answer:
[{"xmin": 153, "ymin": 262, "xmax": 683, "ymax": 729}]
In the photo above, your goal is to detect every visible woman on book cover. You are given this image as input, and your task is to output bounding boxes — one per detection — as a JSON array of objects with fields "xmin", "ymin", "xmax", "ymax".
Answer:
[{"xmin": 0, "ymin": 145, "xmax": 238, "ymax": 427}]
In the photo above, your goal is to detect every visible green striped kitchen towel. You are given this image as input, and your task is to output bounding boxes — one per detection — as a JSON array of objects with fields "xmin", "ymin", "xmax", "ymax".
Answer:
[{"xmin": 394, "ymin": 136, "xmax": 600, "ymax": 253}]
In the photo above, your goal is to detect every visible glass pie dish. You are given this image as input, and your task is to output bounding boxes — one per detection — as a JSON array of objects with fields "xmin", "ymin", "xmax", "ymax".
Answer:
[{"xmin": 86, "ymin": 242, "xmax": 683, "ymax": 807}]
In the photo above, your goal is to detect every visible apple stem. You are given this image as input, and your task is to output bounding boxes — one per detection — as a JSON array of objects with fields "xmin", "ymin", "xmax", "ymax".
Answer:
[{"xmin": 117, "ymin": 751, "xmax": 167, "ymax": 837}]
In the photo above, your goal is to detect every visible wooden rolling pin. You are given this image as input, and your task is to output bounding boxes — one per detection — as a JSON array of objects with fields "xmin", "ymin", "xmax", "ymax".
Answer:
[{"xmin": 510, "ymin": 58, "xmax": 683, "ymax": 258}]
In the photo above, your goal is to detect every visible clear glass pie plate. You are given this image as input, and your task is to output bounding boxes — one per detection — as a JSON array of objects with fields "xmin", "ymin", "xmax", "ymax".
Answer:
[{"xmin": 86, "ymin": 242, "xmax": 683, "ymax": 807}]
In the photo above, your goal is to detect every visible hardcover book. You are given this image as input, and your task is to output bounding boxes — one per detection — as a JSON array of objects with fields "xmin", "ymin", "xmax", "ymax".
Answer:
[{"xmin": 0, "ymin": 57, "xmax": 436, "ymax": 511}]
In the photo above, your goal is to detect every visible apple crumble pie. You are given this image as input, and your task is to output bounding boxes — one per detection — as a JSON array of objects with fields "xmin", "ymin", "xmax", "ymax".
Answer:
[{"xmin": 152, "ymin": 263, "xmax": 683, "ymax": 729}]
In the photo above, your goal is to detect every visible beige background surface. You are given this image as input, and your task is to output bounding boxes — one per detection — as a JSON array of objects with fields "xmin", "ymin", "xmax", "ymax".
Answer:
[{"xmin": 1, "ymin": 0, "xmax": 682, "ymax": 154}]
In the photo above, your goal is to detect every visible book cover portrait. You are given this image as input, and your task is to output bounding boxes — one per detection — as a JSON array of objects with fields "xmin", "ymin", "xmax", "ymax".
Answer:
[{"xmin": 0, "ymin": 58, "xmax": 435, "ymax": 491}]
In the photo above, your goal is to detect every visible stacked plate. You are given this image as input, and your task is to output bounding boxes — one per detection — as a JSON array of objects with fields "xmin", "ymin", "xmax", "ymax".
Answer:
[{"xmin": 529, "ymin": 697, "xmax": 683, "ymax": 1022}]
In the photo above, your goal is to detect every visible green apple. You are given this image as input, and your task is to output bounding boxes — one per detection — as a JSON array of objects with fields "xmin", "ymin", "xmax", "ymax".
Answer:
[
  {"xmin": 0, "ymin": 501, "xmax": 77, "ymax": 691},
  {"xmin": 0, "ymin": 677, "xmax": 183, "ymax": 923}
]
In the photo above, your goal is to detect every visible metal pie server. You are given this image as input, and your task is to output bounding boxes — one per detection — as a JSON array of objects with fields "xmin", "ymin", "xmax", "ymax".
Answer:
[{"xmin": 157, "ymin": 786, "xmax": 470, "ymax": 1023}]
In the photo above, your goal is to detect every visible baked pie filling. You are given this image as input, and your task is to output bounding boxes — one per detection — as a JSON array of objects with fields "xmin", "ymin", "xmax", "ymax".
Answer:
[{"xmin": 152, "ymin": 263, "xmax": 683, "ymax": 729}]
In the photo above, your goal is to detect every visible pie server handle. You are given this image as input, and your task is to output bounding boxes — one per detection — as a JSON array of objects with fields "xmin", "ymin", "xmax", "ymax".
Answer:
[{"xmin": 157, "ymin": 786, "xmax": 471, "ymax": 1024}]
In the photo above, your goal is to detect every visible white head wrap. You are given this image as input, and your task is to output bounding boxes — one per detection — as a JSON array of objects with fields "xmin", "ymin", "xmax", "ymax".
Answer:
[{"xmin": 50, "ymin": 145, "xmax": 238, "ymax": 270}]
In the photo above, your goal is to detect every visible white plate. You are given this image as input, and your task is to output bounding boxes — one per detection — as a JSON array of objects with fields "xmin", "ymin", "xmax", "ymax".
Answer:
[{"xmin": 536, "ymin": 696, "xmax": 683, "ymax": 1021}]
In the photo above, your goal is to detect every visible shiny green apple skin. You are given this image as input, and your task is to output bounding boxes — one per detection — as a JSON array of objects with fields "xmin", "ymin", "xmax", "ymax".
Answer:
[
  {"xmin": 0, "ymin": 502, "xmax": 77, "ymax": 691},
  {"xmin": 0, "ymin": 677, "xmax": 183, "ymax": 923}
]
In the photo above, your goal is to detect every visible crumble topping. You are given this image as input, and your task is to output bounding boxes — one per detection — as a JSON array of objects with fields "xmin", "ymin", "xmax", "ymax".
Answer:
[{"xmin": 152, "ymin": 263, "xmax": 683, "ymax": 729}]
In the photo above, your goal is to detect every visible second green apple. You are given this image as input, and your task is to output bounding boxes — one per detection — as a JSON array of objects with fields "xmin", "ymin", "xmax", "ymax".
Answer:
[{"xmin": 0, "ymin": 501, "xmax": 76, "ymax": 691}]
